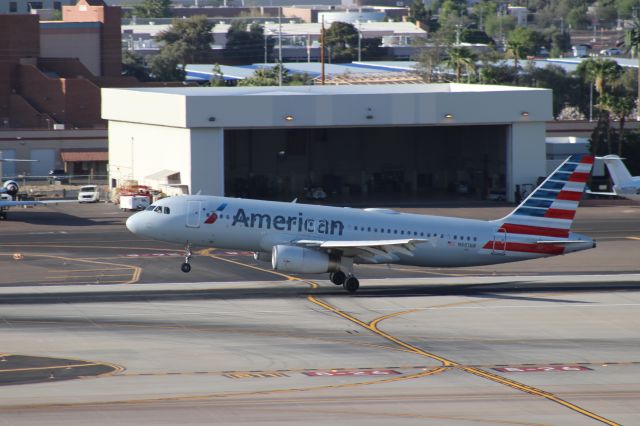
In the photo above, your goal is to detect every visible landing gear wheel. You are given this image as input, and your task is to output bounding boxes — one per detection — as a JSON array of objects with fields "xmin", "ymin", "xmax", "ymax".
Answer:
[
  {"xmin": 181, "ymin": 241, "xmax": 192, "ymax": 273},
  {"xmin": 330, "ymin": 271, "xmax": 346, "ymax": 285},
  {"xmin": 343, "ymin": 276, "xmax": 359, "ymax": 293}
]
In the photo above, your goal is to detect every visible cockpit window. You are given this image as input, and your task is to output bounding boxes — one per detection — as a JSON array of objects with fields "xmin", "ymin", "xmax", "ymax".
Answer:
[
  {"xmin": 154, "ymin": 206, "xmax": 163, "ymax": 213},
  {"xmin": 145, "ymin": 205, "xmax": 156, "ymax": 211},
  {"xmin": 163, "ymin": 207, "xmax": 170, "ymax": 214}
]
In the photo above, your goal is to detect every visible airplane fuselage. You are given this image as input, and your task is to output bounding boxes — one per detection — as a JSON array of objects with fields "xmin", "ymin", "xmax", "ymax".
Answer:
[{"xmin": 127, "ymin": 195, "xmax": 594, "ymax": 268}]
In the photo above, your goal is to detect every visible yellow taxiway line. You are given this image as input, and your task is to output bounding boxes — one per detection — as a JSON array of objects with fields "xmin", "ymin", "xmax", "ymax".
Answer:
[{"xmin": 199, "ymin": 249, "xmax": 621, "ymax": 426}]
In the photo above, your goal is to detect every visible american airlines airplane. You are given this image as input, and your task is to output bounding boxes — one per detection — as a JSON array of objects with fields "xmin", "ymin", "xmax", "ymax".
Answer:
[
  {"xmin": 126, "ymin": 155, "xmax": 596, "ymax": 293},
  {"xmin": 591, "ymin": 155, "xmax": 640, "ymax": 202}
]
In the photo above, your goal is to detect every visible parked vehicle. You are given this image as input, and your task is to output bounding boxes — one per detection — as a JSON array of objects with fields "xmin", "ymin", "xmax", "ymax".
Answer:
[
  {"xmin": 120, "ymin": 195, "xmax": 150, "ymax": 211},
  {"xmin": 600, "ymin": 47, "xmax": 622, "ymax": 56},
  {"xmin": 78, "ymin": 185, "xmax": 100, "ymax": 203},
  {"xmin": 48, "ymin": 169, "xmax": 69, "ymax": 184}
]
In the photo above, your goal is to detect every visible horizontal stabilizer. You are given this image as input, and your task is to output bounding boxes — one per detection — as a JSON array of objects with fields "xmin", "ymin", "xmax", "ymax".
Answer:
[{"xmin": 535, "ymin": 240, "xmax": 591, "ymax": 245}]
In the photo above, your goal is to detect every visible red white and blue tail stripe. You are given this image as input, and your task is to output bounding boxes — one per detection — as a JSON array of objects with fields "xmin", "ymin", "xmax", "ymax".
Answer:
[
  {"xmin": 481, "ymin": 154, "xmax": 594, "ymax": 257},
  {"xmin": 495, "ymin": 154, "xmax": 594, "ymax": 241}
]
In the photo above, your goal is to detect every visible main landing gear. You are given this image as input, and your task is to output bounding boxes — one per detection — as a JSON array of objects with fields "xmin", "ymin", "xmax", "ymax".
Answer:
[
  {"xmin": 329, "ymin": 271, "xmax": 359, "ymax": 293},
  {"xmin": 181, "ymin": 241, "xmax": 192, "ymax": 273}
]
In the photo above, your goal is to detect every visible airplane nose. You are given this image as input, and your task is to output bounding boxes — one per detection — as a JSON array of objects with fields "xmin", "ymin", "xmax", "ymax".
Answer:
[{"xmin": 126, "ymin": 213, "xmax": 141, "ymax": 235}]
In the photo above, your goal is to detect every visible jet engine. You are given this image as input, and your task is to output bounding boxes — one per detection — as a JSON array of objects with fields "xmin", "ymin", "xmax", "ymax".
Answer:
[
  {"xmin": 271, "ymin": 245, "xmax": 337, "ymax": 274},
  {"xmin": 3, "ymin": 180, "xmax": 19, "ymax": 198}
]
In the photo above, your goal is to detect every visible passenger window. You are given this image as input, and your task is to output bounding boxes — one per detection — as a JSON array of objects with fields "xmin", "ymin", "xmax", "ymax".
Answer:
[{"xmin": 164, "ymin": 207, "xmax": 170, "ymax": 214}]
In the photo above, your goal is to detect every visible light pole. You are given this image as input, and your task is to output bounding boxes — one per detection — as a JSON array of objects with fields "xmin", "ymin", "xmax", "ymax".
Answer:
[{"xmin": 357, "ymin": 20, "xmax": 362, "ymax": 62}]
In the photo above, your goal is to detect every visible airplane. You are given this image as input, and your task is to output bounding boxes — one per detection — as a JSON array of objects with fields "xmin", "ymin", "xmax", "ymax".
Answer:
[
  {"xmin": 589, "ymin": 155, "xmax": 640, "ymax": 202},
  {"xmin": 125, "ymin": 155, "xmax": 596, "ymax": 293},
  {"xmin": 0, "ymin": 158, "xmax": 77, "ymax": 220}
]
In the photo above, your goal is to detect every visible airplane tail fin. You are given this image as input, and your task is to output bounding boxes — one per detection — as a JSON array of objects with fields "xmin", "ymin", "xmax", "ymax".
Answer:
[
  {"xmin": 496, "ymin": 155, "xmax": 594, "ymax": 238},
  {"xmin": 600, "ymin": 155, "xmax": 633, "ymax": 186}
]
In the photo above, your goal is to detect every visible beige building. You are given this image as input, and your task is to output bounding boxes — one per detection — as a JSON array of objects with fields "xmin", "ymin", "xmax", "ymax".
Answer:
[{"xmin": 103, "ymin": 84, "xmax": 551, "ymax": 203}]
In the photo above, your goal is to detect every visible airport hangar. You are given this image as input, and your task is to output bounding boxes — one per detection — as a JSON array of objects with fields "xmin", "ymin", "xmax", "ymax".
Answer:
[{"xmin": 102, "ymin": 84, "xmax": 551, "ymax": 203}]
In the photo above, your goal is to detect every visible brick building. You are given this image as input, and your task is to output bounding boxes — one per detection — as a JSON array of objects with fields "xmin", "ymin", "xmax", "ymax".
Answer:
[
  {"xmin": 0, "ymin": 0, "xmax": 132, "ymax": 178},
  {"xmin": 0, "ymin": 0, "xmax": 126, "ymax": 131}
]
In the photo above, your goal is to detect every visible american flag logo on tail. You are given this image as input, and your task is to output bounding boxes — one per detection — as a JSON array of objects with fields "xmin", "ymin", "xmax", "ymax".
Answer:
[{"xmin": 484, "ymin": 154, "xmax": 594, "ymax": 254}]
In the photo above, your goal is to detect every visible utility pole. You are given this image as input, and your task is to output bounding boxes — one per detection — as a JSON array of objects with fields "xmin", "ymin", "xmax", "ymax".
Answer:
[
  {"xmin": 321, "ymin": 16, "xmax": 325, "ymax": 85},
  {"xmin": 278, "ymin": 7, "xmax": 283, "ymax": 86}
]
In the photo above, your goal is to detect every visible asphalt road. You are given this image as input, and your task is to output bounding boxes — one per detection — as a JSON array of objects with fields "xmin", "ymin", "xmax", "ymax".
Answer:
[{"xmin": 0, "ymin": 201, "xmax": 639, "ymax": 425}]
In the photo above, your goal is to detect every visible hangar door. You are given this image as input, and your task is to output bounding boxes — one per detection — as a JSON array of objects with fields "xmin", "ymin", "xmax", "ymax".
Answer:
[
  {"xmin": 224, "ymin": 125, "xmax": 507, "ymax": 203},
  {"xmin": 31, "ymin": 149, "xmax": 56, "ymax": 177}
]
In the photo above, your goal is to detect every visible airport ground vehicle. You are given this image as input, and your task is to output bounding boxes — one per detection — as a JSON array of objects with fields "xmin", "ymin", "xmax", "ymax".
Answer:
[{"xmin": 78, "ymin": 185, "xmax": 100, "ymax": 203}]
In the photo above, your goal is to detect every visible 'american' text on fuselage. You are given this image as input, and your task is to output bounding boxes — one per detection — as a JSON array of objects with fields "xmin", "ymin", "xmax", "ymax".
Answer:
[{"xmin": 231, "ymin": 208, "xmax": 345, "ymax": 236}]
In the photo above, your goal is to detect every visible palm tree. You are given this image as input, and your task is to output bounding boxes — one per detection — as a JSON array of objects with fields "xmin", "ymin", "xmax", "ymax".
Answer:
[
  {"xmin": 623, "ymin": 18, "xmax": 640, "ymax": 119},
  {"xmin": 583, "ymin": 58, "xmax": 622, "ymax": 97},
  {"xmin": 599, "ymin": 94, "xmax": 634, "ymax": 155},
  {"xmin": 443, "ymin": 47, "xmax": 477, "ymax": 83}
]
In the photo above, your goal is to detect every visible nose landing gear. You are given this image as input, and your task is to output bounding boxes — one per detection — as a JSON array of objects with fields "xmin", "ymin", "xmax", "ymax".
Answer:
[{"xmin": 181, "ymin": 241, "xmax": 192, "ymax": 273}]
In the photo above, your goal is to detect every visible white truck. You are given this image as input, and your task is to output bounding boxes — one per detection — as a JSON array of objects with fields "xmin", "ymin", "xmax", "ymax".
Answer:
[{"xmin": 119, "ymin": 195, "xmax": 150, "ymax": 211}]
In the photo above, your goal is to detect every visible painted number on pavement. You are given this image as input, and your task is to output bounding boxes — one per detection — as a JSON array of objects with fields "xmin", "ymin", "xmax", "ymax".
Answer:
[
  {"xmin": 493, "ymin": 366, "xmax": 592, "ymax": 373},
  {"xmin": 304, "ymin": 369, "xmax": 400, "ymax": 377}
]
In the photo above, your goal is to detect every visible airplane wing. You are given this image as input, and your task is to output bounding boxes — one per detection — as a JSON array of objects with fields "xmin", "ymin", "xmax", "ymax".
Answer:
[
  {"xmin": 295, "ymin": 238, "xmax": 428, "ymax": 262},
  {"xmin": 0, "ymin": 199, "xmax": 78, "ymax": 208}
]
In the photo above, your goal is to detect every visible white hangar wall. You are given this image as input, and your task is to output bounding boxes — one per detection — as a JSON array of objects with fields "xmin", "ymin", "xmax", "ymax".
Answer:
[{"xmin": 103, "ymin": 84, "xmax": 552, "ymax": 201}]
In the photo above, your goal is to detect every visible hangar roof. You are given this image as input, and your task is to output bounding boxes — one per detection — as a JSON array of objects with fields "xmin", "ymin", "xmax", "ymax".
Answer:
[
  {"xmin": 106, "ymin": 83, "xmax": 542, "ymax": 97},
  {"xmin": 102, "ymin": 83, "xmax": 551, "ymax": 129}
]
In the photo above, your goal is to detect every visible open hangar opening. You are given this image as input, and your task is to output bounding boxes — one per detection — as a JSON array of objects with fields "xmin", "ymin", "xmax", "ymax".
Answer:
[
  {"xmin": 225, "ymin": 125, "xmax": 507, "ymax": 202},
  {"xmin": 102, "ymin": 84, "xmax": 551, "ymax": 203}
]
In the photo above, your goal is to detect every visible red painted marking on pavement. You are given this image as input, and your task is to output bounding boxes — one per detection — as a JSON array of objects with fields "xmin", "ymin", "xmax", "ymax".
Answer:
[
  {"xmin": 304, "ymin": 369, "xmax": 400, "ymax": 377},
  {"xmin": 494, "ymin": 366, "xmax": 592, "ymax": 373}
]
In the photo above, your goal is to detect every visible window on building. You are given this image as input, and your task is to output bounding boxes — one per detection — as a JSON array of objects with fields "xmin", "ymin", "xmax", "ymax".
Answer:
[
  {"xmin": 9, "ymin": 2, "xmax": 17, "ymax": 12},
  {"xmin": 28, "ymin": 2, "xmax": 44, "ymax": 11},
  {"xmin": 54, "ymin": 1, "xmax": 62, "ymax": 10}
]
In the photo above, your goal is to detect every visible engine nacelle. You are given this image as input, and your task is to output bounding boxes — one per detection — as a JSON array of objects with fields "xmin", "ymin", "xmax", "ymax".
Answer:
[
  {"xmin": 3, "ymin": 180, "xmax": 19, "ymax": 198},
  {"xmin": 271, "ymin": 245, "xmax": 336, "ymax": 274}
]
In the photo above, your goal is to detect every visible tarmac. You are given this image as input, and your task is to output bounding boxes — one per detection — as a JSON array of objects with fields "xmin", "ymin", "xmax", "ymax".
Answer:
[{"xmin": 0, "ymin": 201, "xmax": 639, "ymax": 425}]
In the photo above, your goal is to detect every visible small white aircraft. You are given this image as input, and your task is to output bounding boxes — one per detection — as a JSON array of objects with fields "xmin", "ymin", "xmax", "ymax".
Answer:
[
  {"xmin": 126, "ymin": 155, "xmax": 596, "ymax": 293},
  {"xmin": 0, "ymin": 158, "xmax": 76, "ymax": 220},
  {"xmin": 590, "ymin": 155, "xmax": 640, "ymax": 202}
]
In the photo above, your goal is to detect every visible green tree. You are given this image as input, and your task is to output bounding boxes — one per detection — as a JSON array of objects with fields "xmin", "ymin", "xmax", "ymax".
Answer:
[
  {"xmin": 209, "ymin": 63, "xmax": 226, "ymax": 87},
  {"xmin": 460, "ymin": 28, "xmax": 493, "ymax": 44},
  {"xmin": 616, "ymin": 0, "xmax": 640, "ymax": 19},
  {"xmin": 566, "ymin": 4, "xmax": 590, "ymax": 30},
  {"xmin": 599, "ymin": 94, "xmax": 635, "ymax": 155},
  {"xmin": 225, "ymin": 22, "xmax": 272, "ymax": 64},
  {"xmin": 484, "ymin": 13, "xmax": 516, "ymax": 40},
  {"xmin": 408, "ymin": 0, "xmax": 429, "ymax": 26},
  {"xmin": 155, "ymin": 15, "xmax": 213, "ymax": 64},
  {"xmin": 624, "ymin": 18, "xmax": 640, "ymax": 119},
  {"xmin": 148, "ymin": 41, "xmax": 187, "ymax": 81},
  {"xmin": 325, "ymin": 22, "xmax": 359, "ymax": 63},
  {"xmin": 580, "ymin": 58, "xmax": 622, "ymax": 97},
  {"xmin": 443, "ymin": 46, "xmax": 477, "ymax": 82},
  {"xmin": 133, "ymin": 0, "xmax": 172, "ymax": 18},
  {"xmin": 122, "ymin": 50, "xmax": 152, "ymax": 81},
  {"xmin": 505, "ymin": 27, "xmax": 537, "ymax": 75},
  {"xmin": 479, "ymin": 63, "xmax": 517, "ymax": 85},
  {"xmin": 412, "ymin": 32, "xmax": 449, "ymax": 82},
  {"xmin": 238, "ymin": 65, "xmax": 309, "ymax": 86}
]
